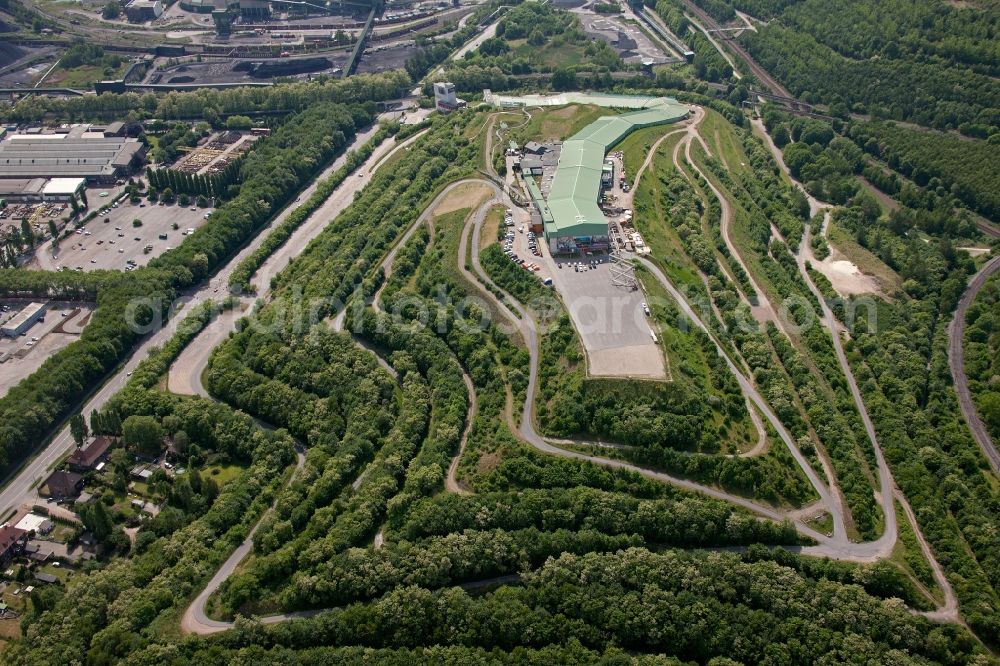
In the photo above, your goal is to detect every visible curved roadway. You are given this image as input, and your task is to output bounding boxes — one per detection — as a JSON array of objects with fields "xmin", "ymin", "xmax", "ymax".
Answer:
[
  {"xmin": 948, "ymin": 255, "xmax": 1000, "ymax": 473},
  {"xmin": 179, "ymin": 119, "xmax": 965, "ymax": 631},
  {"xmin": 0, "ymin": 113, "xmax": 432, "ymax": 521}
]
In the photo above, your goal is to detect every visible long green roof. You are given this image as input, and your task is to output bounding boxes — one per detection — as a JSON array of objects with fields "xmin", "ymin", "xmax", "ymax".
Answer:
[{"xmin": 543, "ymin": 98, "xmax": 689, "ymax": 239}]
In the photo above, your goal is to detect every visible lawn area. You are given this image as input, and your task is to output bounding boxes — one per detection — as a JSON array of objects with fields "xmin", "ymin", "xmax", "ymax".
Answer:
[
  {"xmin": 636, "ymin": 268, "xmax": 759, "ymax": 455},
  {"xmin": 44, "ymin": 62, "xmax": 128, "ymax": 89},
  {"xmin": 613, "ymin": 123, "xmax": 684, "ymax": 183},
  {"xmin": 630, "ymin": 132, "xmax": 707, "ymax": 295},
  {"xmin": 36, "ymin": 563, "xmax": 72, "ymax": 584},
  {"xmin": 806, "ymin": 511, "xmax": 834, "ymax": 537},
  {"xmin": 203, "ymin": 464, "xmax": 244, "ymax": 487},
  {"xmin": 501, "ymin": 36, "xmax": 616, "ymax": 72},
  {"xmin": 700, "ymin": 109, "xmax": 754, "ymax": 179},
  {"xmin": 511, "ymin": 105, "xmax": 619, "ymax": 144},
  {"xmin": 45, "ymin": 521, "xmax": 78, "ymax": 544},
  {"xmin": 480, "ymin": 205, "xmax": 507, "ymax": 251}
]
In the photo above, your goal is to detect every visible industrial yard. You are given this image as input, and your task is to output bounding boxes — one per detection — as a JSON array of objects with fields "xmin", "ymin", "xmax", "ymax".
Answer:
[
  {"xmin": 0, "ymin": 301, "xmax": 94, "ymax": 399},
  {"xmin": 171, "ymin": 131, "xmax": 258, "ymax": 175}
]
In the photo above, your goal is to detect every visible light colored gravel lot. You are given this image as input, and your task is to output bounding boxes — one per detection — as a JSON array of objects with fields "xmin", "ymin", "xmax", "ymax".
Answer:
[{"xmin": 32, "ymin": 199, "xmax": 214, "ymax": 273}]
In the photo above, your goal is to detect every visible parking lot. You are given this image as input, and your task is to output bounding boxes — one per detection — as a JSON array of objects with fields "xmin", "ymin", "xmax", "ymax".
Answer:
[
  {"xmin": 501, "ymin": 210, "xmax": 552, "ymax": 282},
  {"xmin": 0, "ymin": 302, "xmax": 94, "ymax": 398},
  {"xmin": 541, "ymin": 250, "xmax": 666, "ymax": 380},
  {"xmin": 33, "ymin": 198, "xmax": 214, "ymax": 273}
]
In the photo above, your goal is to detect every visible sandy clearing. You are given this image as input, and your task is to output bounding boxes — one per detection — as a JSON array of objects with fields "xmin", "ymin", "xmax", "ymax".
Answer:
[
  {"xmin": 814, "ymin": 256, "xmax": 882, "ymax": 297},
  {"xmin": 433, "ymin": 183, "xmax": 493, "ymax": 217},
  {"xmin": 586, "ymin": 344, "xmax": 668, "ymax": 379}
]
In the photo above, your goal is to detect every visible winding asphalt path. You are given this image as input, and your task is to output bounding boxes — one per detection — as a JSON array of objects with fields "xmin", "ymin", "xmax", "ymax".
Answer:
[
  {"xmin": 948, "ymin": 255, "xmax": 1000, "ymax": 473},
  {"xmin": 179, "ymin": 115, "xmax": 965, "ymax": 633},
  {"xmin": 180, "ymin": 450, "xmax": 308, "ymax": 635},
  {"xmin": 0, "ymin": 113, "xmax": 426, "ymax": 522},
  {"xmin": 168, "ymin": 121, "xmax": 431, "ymax": 398},
  {"xmin": 456, "ymin": 181, "xmax": 839, "ymax": 542}
]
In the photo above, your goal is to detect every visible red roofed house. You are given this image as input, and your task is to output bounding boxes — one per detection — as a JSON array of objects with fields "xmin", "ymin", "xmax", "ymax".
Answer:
[
  {"xmin": 67, "ymin": 436, "xmax": 114, "ymax": 473},
  {"xmin": 0, "ymin": 525, "xmax": 27, "ymax": 565}
]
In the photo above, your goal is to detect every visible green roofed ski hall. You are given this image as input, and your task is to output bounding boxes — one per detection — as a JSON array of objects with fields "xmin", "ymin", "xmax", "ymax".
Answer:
[{"xmin": 490, "ymin": 93, "xmax": 688, "ymax": 255}]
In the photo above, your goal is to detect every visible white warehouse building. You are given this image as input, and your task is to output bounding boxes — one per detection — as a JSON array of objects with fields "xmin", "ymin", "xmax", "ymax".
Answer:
[{"xmin": 1, "ymin": 302, "xmax": 46, "ymax": 338}]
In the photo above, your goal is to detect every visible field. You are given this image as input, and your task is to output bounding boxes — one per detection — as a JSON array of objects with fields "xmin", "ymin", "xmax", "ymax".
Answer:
[{"xmin": 43, "ymin": 62, "xmax": 128, "ymax": 89}]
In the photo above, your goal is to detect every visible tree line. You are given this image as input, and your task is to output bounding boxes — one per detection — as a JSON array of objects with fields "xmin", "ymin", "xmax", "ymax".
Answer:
[{"xmin": 0, "ymin": 101, "xmax": 374, "ymax": 481}]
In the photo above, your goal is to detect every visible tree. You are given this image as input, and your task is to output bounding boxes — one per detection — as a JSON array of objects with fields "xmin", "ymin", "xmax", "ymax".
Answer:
[
  {"xmin": 122, "ymin": 415, "xmax": 164, "ymax": 458},
  {"xmin": 69, "ymin": 413, "xmax": 88, "ymax": 448},
  {"xmin": 20, "ymin": 219, "xmax": 34, "ymax": 249},
  {"xmin": 81, "ymin": 501, "xmax": 113, "ymax": 541},
  {"xmin": 172, "ymin": 430, "xmax": 189, "ymax": 457},
  {"xmin": 772, "ymin": 125, "xmax": 791, "ymax": 147},
  {"xmin": 161, "ymin": 187, "xmax": 175, "ymax": 204},
  {"xmin": 980, "ymin": 392, "xmax": 1000, "ymax": 432},
  {"xmin": 551, "ymin": 68, "xmax": 577, "ymax": 91},
  {"xmin": 102, "ymin": 1, "xmax": 120, "ymax": 19},
  {"xmin": 225, "ymin": 115, "xmax": 252, "ymax": 131},
  {"xmin": 108, "ymin": 448, "xmax": 131, "ymax": 475}
]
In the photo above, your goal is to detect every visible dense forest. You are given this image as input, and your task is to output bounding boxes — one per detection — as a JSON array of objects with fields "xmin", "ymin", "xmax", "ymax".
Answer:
[
  {"xmin": 733, "ymin": 0, "xmax": 1000, "ymax": 138},
  {"xmin": 0, "ymin": 70, "xmax": 410, "ymax": 123},
  {"xmin": 964, "ymin": 272, "xmax": 1000, "ymax": 442},
  {"xmin": 8, "ymin": 106, "xmax": 990, "ymax": 663},
  {"xmin": 441, "ymin": 2, "xmax": 624, "ymax": 92}
]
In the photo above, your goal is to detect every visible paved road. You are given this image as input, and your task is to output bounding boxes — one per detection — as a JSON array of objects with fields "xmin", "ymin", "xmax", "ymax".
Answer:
[
  {"xmin": 0, "ymin": 116, "xmax": 417, "ymax": 519},
  {"xmin": 795, "ymin": 214, "xmax": 896, "ymax": 560},
  {"xmin": 948, "ymin": 255, "xmax": 1000, "ymax": 473},
  {"xmin": 456, "ymin": 181, "xmax": 838, "ymax": 542},
  {"xmin": 168, "ymin": 118, "xmax": 431, "ymax": 398},
  {"xmin": 179, "ymin": 172, "xmax": 959, "ymax": 635},
  {"xmin": 364, "ymin": 178, "xmax": 486, "ymax": 495},
  {"xmin": 181, "ymin": 451, "xmax": 307, "ymax": 635},
  {"xmin": 680, "ymin": 110, "xmax": 786, "ymax": 331},
  {"xmin": 181, "ymin": 121, "xmax": 966, "ymax": 632},
  {"xmin": 445, "ymin": 358, "xmax": 477, "ymax": 495}
]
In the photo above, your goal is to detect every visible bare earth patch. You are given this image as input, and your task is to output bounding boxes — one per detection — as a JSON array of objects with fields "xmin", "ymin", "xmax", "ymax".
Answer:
[
  {"xmin": 814, "ymin": 255, "xmax": 883, "ymax": 297},
  {"xmin": 824, "ymin": 223, "xmax": 901, "ymax": 298},
  {"xmin": 475, "ymin": 451, "xmax": 501, "ymax": 475},
  {"xmin": 434, "ymin": 183, "xmax": 493, "ymax": 217}
]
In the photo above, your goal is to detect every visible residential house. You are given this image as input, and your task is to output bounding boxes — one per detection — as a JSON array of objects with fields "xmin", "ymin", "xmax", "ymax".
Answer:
[
  {"xmin": 67, "ymin": 436, "xmax": 113, "ymax": 473},
  {"xmin": 0, "ymin": 525, "xmax": 27, "ymax": 564},
  {"xmin": 41, "ymin": 471, "xmax": 84, "ymax": 501}
]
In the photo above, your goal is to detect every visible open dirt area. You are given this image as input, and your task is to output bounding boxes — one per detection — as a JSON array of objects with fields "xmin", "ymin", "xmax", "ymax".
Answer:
[
  {"xmin": 576, "ymin": 9, "xmax": 671, "ymax": 64},
  {"xmin": 148, "ymin": 54, "xmax": 348, "ymax": 85},
  {"xmin": 813, "ymin": 256, "xmax": 883, "ymax": 297},
  {"xmin": 433, "ymin": 183, "xmax": 493, "ymax": 217},
  {"xmin": 357, "ymin": 43, "xmax": 420, "ymax": 75},
  {"xmin": 823, "ymin": 222, "xmax": 901, "ymax": 298},
  {"xmin": 0, "ymin": 302, "xmax": 94, "ymax": 399},
  {"xmin": 30, "ymin": 198, "xmax": 214, "ymax": 273}
]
